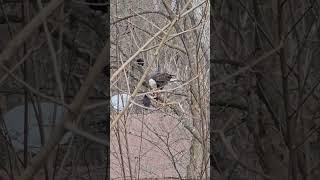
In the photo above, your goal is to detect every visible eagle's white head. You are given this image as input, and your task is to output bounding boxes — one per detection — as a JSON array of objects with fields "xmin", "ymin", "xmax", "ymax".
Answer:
[{"xmin": 148, "ymin": 78, "xmax": 157, "ymax": 89}]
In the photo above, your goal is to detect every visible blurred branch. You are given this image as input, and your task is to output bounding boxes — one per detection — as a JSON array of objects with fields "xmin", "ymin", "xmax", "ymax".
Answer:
[
  {"xmin": 64, "ymin": 121, "xmax": 108, "ymax": 147},
  {"xmin": 211, "ymin": 40, "xmax": 284, "ymax": 86},
  {"xmin": 17, "ymin": 34, "xmax": 109, "ymax": 180},
  {"xmin": 0, "ymin": 0, "xmax": 64, "ymax": 64}
]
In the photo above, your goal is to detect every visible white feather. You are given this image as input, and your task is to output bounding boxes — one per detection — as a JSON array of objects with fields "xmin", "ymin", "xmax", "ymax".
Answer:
[{"xmin": 149, "ymin": 78, "xmax": 157, "ymax": 89}]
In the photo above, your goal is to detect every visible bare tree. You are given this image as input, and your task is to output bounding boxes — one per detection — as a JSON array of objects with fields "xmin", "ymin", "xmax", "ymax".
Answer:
[
  {"xmin": 0, "ymin": 0, "xmax": 108, "ymax": 180},
  {"xmin": 212, "ymin": 0, "xmax": 320, "ymax": 180},
  {"xmin": 110, "ymin": 0, "xmax": 209, "ymax": 179}
]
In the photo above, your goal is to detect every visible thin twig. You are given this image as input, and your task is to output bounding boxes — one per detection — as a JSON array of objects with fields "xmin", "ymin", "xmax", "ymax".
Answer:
[
  {"xmin": 17, "ymin": 37, "xmax": 109, "ymax": 180},
  {"xmin": 0, "ymin": 0, "xmax": 64, "ymax": 64},
  {"xmin": 64, "ymin": 121, "xmax": 108, "ymax": 147}
]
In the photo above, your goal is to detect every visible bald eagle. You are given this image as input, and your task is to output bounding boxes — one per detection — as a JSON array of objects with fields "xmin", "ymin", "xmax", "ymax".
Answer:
[{"xmin": 148, "ymin": 72, "xmax": 176, "ymax": 90}]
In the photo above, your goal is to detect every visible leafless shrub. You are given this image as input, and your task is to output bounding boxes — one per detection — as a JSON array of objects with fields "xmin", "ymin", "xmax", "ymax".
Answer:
[
  {"xmin": 0, "ymin": 1, "xmax": 108, "ymax": 180},
  {"xmin": 212, "ymin": 0, "xmax": 320, "ymax": 180},
  {"xmin": 110, "ymin": 0, "xmax": 209, "ymax": 179}
]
